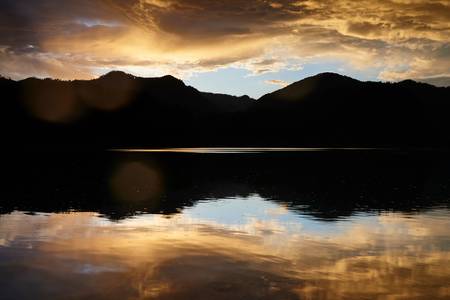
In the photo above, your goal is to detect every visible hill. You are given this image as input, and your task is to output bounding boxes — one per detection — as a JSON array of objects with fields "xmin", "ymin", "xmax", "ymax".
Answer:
[
  {"xmin": 251, "ymin": 73, "xmax": 450, "ymax": 146},
  {"xmin": 1, "ymin": 71, "xmax": 450, "ymax": 148}
]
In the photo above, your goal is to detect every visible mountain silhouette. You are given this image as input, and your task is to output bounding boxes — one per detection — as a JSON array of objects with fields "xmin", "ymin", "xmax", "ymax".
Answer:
[
  {"xmin": 3, "ymin": 150, "xmax": 450, "ymax": 220},
  {"xmin": 1, "ymin": 71, "xmax": 450, "ymax": 149},
  {"xmin": 252, "ymin": 73, "xmax": 450, "ymax": 146}
]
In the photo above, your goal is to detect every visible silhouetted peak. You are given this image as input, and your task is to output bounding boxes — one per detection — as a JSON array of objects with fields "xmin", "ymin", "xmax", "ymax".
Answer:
[
  {"xmin": 159, "ymin": 75, "xmax": 185, "ymax": 85},
  {"xmin": 285, "ymin": 73, "xmax": 359, "ymax": 90},
  {"xmin": 396, "ymin": 79, "xmax": 438, "ymax": 91},
  {"xmin": 397, "ymin": 79, "xmax": 431, "ymax": 88},
  {"xmin": 259, "ymin": 72, "xmax": 360, "ymax": 102},
  {"xmin": 0, "ymin": 75, "xmax": 12, "ymax": 84},
  {"xmin": 239, "ymin": 95, "xmax": 253, "ymax": 101},
  {"xmin": 21, "ymin": 77, "xmax": 45, "ymax": 83},
  {"xmin": 312, "ymin": 72, "xmax": 351, "ymax": 80},
  {"xmin": 303, "ymin": 72, "xmax": 360, "ymax": 85},
  {"xmin": 161, "ymin": 74, "xmax": 178, "ymax": 80},
  {"xmin": 98, "ymin": 71, "xmax": 136, "ymax": 81},
  {"xmin": 398, "ymin": 79, "xmax": 417, "ymax": 85}
]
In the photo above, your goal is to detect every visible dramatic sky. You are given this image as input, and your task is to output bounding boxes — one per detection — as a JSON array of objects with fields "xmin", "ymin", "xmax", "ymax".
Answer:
[{"xmin": 1, "ymin": 0, "xmax": 449, "ymax": 97}]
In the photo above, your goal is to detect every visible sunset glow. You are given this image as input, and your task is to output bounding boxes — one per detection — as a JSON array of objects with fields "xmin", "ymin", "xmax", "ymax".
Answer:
[{"xmin": 1, "ymin": 0, "xmax": 449, "ymax": 96}]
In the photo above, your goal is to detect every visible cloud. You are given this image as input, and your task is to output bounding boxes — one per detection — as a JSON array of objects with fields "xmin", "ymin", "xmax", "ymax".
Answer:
[
  {"xmin": 346, "ymin": 21, "xmax": 386, "ymax": 37},
  {"xmin": 0, "ymin": 0, "xmax": 449, "ymax": 82},
  {"xmin": 3, "ymin": 206, "xmax": 450, "ymax": 300},
  {"xmin": 415, "ymin": 76, "xmax": 450, "ymax": 87},
  {"xmin": 265, "ymin": 79, "xmax": 290, "ymax": 87}
]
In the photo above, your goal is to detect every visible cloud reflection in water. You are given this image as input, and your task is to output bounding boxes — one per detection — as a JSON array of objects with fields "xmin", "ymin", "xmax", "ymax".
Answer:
[{"xmin": 0, "ymin": 196, "xmax": 450, "ymax": 300}]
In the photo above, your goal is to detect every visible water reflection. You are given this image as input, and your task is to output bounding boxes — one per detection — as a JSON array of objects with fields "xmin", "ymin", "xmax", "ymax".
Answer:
[
  {"xmin": 1, "ymin": 150, "xmax": 450, "ymax": 299},
  {"xmin": 109, "ymin": 161, "xmax": 164, "ymax": 203},
  {"xmin": 1, "ymin": 197, "xmax": 450, "ymax": 300},
  {"xmin": 114, "ymin": 147, "xmax": 381, "ymax": 153},
  {"xmin": 2, "ymin": 151, "xmax": 450, "ymax": 220}
]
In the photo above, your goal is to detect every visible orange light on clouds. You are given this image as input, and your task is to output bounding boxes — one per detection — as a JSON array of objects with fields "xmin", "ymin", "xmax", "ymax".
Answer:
[{"xmin": 0, "ymin": 0, "xmax": 448, "ymax": 85}]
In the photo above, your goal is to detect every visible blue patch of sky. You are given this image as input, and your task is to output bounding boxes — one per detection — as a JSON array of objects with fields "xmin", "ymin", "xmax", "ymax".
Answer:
[
  {"xmin": 181, "ymin": 194, "xmax": 380, "ymax": 237},
  {"xmin": 186, "ymin": 59, "xmax": 384, "ymax": 99},
  {"xmin": 76, "ymin": 18, "xmax": 122, "ymax": 28}
]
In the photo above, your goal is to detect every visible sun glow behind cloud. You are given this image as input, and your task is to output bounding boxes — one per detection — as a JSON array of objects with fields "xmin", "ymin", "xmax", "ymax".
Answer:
[{"xmin": 0, "ymin": 0, "xmax": 449, "ymax": 96}]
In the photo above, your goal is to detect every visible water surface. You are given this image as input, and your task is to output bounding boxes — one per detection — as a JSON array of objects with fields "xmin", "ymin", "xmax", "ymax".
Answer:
[{"xmin": 1, "ymin": 150, "xmax": 450, "ymax": 299}]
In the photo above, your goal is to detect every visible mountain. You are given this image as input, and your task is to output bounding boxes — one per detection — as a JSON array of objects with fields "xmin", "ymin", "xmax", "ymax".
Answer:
[
  {"xmin": 201, "ymin": 92, "xmax": 254, "ymax": 113},
  {"xmin": 252, "ymin": 73, "xmax": 450, "ymax": 146},
  {"xmin": 1, "ymin": 71, "xmax": 255, "ymax": 148},
  {"xmin": 1, "ymin": 71, "xmax": 450, "ymax": 149}
]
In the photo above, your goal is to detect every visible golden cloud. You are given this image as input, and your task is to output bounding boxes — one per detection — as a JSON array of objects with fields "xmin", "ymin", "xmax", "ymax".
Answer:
[
  {"xmin": 265, "ymin": 79, "xmax": 290, "ymax": 87},
  {"xmin": 0, "ymin": 0, "xmax": 448, "ymax": 81},
  {"xmin": 2, "ymin": 210, "xmax": 450, "ymax": 299}
]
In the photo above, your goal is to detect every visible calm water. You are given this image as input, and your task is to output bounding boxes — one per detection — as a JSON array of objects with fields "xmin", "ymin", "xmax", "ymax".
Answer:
[{"xmin": 1, "ymin": 149, "xmax": 450, "ymax": 299}]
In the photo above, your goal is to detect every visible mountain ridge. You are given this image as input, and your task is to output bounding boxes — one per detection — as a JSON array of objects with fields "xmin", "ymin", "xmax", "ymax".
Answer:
[
  {"xmin": 3, "ymin": 70, "xmax": 446, "ymax": 98},
  {"xmin": 1, "ymin": 71, "xmax": 449, "ymax": 148}
]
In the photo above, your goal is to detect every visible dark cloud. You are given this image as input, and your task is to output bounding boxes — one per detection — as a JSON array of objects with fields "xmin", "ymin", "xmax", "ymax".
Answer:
[
  {"xmin": 148, "ymin": 0, "xmax": 303, "ymax": 37},
  {"xmin": 0, "ymin": 0, "xmax": 448, "ymax": 81},
  {"xmin": 347, "ymin": 22, "xmax": 386, "ymax": 36},
  {"xmin": 416, "ymin": 76, "xmax": 450, "ymax": 87}
]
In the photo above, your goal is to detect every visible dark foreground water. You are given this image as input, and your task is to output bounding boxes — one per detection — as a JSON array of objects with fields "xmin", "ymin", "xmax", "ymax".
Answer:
[{"xmin": 1, "ymin": 149, "xmax": 450, "ymax": 299}]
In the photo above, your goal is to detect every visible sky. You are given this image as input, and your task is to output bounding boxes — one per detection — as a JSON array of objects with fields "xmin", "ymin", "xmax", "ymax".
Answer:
[{"xmin": 0, "ymin": 0, "xmax": 449, "ymax": 98}]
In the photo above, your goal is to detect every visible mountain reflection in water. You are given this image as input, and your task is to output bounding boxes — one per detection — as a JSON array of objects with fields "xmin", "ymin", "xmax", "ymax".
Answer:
[{"xmin": 1, "ymin": 150, "xmax": 450, "ymax": 299}]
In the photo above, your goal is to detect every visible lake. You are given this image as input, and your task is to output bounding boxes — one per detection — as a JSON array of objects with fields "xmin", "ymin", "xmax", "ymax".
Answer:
[{"xmin": 1, "ymin": 149, "xmax": 450, "ymax": 299}]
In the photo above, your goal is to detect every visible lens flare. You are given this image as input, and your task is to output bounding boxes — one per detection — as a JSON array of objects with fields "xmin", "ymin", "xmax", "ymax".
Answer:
[{"xmin": 110, "ymin": 161, "xmax": 163, "ymax": 203}]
